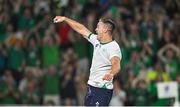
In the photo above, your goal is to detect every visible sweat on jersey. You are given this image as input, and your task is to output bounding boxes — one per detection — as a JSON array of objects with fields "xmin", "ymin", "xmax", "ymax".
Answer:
[{"xmin": 85, "ymin": 33, "xmax": 122, "ymax": 89}]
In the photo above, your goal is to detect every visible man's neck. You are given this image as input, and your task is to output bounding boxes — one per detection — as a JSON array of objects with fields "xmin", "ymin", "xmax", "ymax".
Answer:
[{"xmin": 100, "ymin": 35, "xmax": 113, "ymax": 44}]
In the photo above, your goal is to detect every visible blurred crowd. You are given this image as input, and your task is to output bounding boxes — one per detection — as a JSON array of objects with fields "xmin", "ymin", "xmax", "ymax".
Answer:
[{"xmin": 0, "ymin": 0, "xmax": 180, "ymax": 106}]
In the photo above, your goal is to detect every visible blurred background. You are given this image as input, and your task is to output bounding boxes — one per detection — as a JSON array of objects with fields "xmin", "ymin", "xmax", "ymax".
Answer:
[{"xmin": 0, "ymin": 0, "xmax": 180, "ymax": 106}]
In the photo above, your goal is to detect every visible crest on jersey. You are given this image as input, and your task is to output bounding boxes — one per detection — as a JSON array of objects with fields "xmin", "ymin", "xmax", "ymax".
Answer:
[
  {"xmin": 95, "ymin": 44, "xmax": 101, "ymax": 48},
  {"xmin": 95, "ymin": 44, "xmax": 99, "ymax": 47}
]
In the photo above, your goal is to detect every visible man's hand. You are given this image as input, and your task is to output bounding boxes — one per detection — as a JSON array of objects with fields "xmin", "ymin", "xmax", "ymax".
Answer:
[
  {"xmin": 53, "ymin": 16, "xmax": 66, "ymax": 23},
  {"xmin": 103, "ymin": 56, "xmax": 120, "ymax": 81},
  {"xmin": 102, "ymin": 73, "xmax": 114, "ymax": 81}
]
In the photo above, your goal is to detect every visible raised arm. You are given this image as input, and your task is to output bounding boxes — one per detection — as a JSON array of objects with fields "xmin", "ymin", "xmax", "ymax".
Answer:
[
  {"xmin": 168, "ymin": 44, "xmax": 180, "ymax": 58},
  {"xmin": 158, "ymin": 43, "xmax": 180, "ymax": 59},
  {"xmin": 157, "ymin": 44, "xmax": 169, "ymax": 61},
  {"xmin": 53, "ymin": 16, "xmax": 91, "ymax": 38}
]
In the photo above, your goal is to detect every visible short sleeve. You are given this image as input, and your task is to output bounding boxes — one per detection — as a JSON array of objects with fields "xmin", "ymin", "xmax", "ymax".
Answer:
[
  {"xmin": 86, "ymin": 33, "xmax": 99, "ymax": 46},
  {"xmin": 108, "ymin": 45, "xmax": 122, "ymax": 61}
]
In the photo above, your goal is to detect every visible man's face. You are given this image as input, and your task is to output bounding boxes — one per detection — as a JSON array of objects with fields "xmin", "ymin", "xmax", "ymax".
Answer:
[{"xmin": 95, "ymin": 21, "xmax": 108, "ymax": 40}]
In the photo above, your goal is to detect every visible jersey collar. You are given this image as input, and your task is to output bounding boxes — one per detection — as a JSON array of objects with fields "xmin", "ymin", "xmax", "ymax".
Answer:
[{"xmin": 100, "ymin": 40, "xmax": 114, "ymax": 45}]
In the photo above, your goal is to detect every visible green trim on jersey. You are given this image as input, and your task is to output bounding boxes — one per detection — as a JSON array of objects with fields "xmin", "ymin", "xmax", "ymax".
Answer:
[
  {"xmin": 101, "ymin": 82, "xmax": 112, "ymax": 89},
  {"xmin": 88, "ymin": 33, "xmax": 93, "ymax": 39},
  {"xmin": 102, "ymin": 84, "xmax": 107, "ymax": 89},
  {"xmin": 100, "ymin": 40, "xmax": 114, "ymax": 45},
  {"xmin": 99, "ymin": 65, "xmax": 111, "ymax": 68}
]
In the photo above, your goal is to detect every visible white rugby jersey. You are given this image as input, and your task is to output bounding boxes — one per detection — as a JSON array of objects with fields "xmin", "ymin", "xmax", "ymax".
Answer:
[{"xmin": 86, "ymin": 33, "xmax": 122, "ymax": 89}]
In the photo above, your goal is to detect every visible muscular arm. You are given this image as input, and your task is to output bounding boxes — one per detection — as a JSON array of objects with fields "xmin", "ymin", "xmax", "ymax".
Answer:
[
  {"xmin": 103, "ymin": 56, "xmax": 120, "ymax": 81},
  {"xmin": 109, "ymin": 56, "xmax": 121, "ymax": 75},
  {"xmin": 54, "ymin": 16, "xmax": 91, "ymax": 38}
]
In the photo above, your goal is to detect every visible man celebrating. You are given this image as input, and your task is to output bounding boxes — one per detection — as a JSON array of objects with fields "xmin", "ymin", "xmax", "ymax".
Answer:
[{"xmin": 53, "ymin": 16, "xmax": 122, "ymax": 106}]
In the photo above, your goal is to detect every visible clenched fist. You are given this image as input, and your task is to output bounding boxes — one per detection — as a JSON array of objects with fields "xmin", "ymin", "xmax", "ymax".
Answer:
[{"xmin": 53, "ymin": 16, "xmax": 66, "ymax": 23}]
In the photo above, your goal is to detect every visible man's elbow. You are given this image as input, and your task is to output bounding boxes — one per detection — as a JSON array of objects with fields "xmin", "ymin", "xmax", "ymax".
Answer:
[
  {"xmin": 116, "ymin": 66, "xmax": 121, "ymax": 73},
  {"xmin": 114, "ymin": 64, "xmax": 120, "ymax": 74},
  {"xmin": 118, "ymin": 66, "xmax": 121, "ymax": 72}
]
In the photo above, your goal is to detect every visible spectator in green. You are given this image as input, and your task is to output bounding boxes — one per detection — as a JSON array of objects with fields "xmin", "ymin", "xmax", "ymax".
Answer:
[
  {"xmin": 145, "ymin": 30, "xmax": 157, "ymax": 54},
  {"xmin": 0, "ymin": 70, "xmax": 20, "ymax": 105},
  {"xmin": 147, "ymin": 62, "xmax": 169, "ymax": 82},
  {"xmin": 7, "ymin": 40, "xmax": 25, "ymax": 83},
  {"xmin": 16, "ymin": 8, "xmax": 35, "ymax": 31},
  {"xmin": 42, "ymin": 65, "xmax": 60, "ymax": 105},
  {"xmin": 139, "ymin": 13, "xmax": 157, "ymax": 41},
  {"xmin": 140, "ymin": 42, "xmax": 153, "ymax": 68},
  {"xmin": 42, "ymin": 25, "xmax": 60, "ymax": 68},
  {"xmin": 158, "ymin": 43, "xmax": 180, "ymax": 80},
  {"xmin": 133, "ymin": 79, "xmax": 149, "ymax": 106},
  {"xmin": 128, "ymin": 51, "xmax": 143, "ymax": 77},
  {"xmin": 8, "ymin": 40, "xmax": 25, "ymax": 71},
  {"xmin": 71, "ymin": 34, "xmax": 89, "ymax": 74},
  {"xmin": 126, "ymin": 23, "xmax": 141, "ymax": 52},
  {"xmin": 21, "ymin": 80, "xmax": 40, "ymax": 105},
  {"xmin": 25, "ymin": 37, "xmax": 40, "ymax": 67},
  {"xmin": 115, "ymin": 34, "xmax": 131, "ymax": 70}
]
